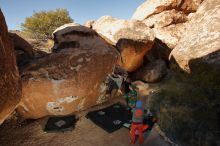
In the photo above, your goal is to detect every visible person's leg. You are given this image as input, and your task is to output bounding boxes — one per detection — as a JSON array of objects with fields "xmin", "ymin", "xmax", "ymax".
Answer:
[
  {"xmin": 125, "ymin": 96, "xmax": 129, "ymax": 107},
  {"xmin": 138, "ymin": 124, "xmax": 144, "ymax": 144},
  {"xmin": 110, "ymin": 88, "xmax": 118, "ymax": 99},
  {"xmin": 130, "ymin": 124, "xmax": 137, "ymax": 144},
  {"xmin": 124, "ymin": 95, "xmax": 130, "ymax": 110}
]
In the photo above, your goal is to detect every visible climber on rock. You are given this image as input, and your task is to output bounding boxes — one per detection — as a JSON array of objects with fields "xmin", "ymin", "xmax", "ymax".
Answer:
[
  {"xmin": 121, "ymin": 77, "xmax": 138, "ymax": 110},
  {"xmin": 105, "ymin": 65, "xmax": 127, "ymax": 99},
  {"xmin": 106, "ymin": 72, "xmax": 123, "ymax": 99}
]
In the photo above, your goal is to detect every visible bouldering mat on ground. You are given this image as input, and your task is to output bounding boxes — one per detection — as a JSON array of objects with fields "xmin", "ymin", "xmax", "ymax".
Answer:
[
  {"xmin": 44, "ymin": 115, "xmax": 78, "ymax": 133},
  {"xmin": 86, "ymin": 103, "xmax": 132, "ymax": 133}
]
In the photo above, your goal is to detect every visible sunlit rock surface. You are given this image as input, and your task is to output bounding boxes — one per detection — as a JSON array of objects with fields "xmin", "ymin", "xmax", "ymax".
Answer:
[
  {"xmin": 0, "ymin": 9, "xmax": 21, "ymax": 124},
  {"xmin": 17, "ymin": 23, "xmax": 118, "ymax": 119},
  {"xmin": 93, "ymin": 16, "xmax": 155, "ymax": 72}
]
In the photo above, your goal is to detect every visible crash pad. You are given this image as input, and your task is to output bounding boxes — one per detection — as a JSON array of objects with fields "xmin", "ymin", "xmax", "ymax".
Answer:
[
  {"xmin": 86, "ymin": 103, "xmax": 132, "ymax": 133},
  {"xmin": 44, "ymin": 115, "xmax": 78, "ymax": 133}
]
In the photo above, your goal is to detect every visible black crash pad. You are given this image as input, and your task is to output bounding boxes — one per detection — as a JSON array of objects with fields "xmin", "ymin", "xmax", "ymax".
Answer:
[
  {"xmin": 44, "ymin": 115, "xmax": 78, "ymax": 133},
  {"xmin": 86, "ymin": 103, "xmax": 132, "ymax": 133}
]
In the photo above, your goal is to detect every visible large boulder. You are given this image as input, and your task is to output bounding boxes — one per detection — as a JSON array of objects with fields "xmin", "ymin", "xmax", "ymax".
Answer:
[
  {"xmin": 9, "ymin": 33, "xmax": 34, "ymax": 68},
  {"xmin": 170, "ymin": 0, "xmax": 220, "ymax": 72},
  {"xmin": 144, "ymin": 38, "xmax": 172, "ymax": 64},
  {"xmin": 153, "ymin": 23, "xmax": 187, "ymax": 49},
  {"xmin": 93, "ymin": 16, "xmax": 155, "ymax": 72},
  {"xmin": 132, "ymin": 0, "xmax": 204, "ymax": 21},
  {"xmin": 53, "ymin": 23, "xmax": 101, "ymax": 52},
  {"xmin": 132, "ymin": 0, "xmax": 203, "ymax": 50},
  {"xmin": 142, "ymin": 9, "xmax": 188, "ymax": 49},
  {"xmin": 132, "ymin": 60, "xmax": 167, "ymax": 83},
  {"xmin": 92, "ymin": 16, "xmax": 154, "ymax": 46},
  {"xmin": 16, "ymin": 23, "xmax": 118, "ymax": 119},
  {"xmin": 0, "ymin": 10, "xmax": 21, "ymax": 124},
  {"xmin": 143, "ymin": 9, "xmax": 187, "ymax": 28}
]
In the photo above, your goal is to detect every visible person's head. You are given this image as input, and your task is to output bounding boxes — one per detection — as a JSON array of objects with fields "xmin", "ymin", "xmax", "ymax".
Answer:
[
  {"xmin": 111, "ymin": 73, "xmax": 119, "ymax": 78},
  {"xmin": 136, "ymin": 100, "xmax": 143, "ymax": 108},
  {"xmin": 147, "ymin": 109, "xmax": 152, "ymax": 117}
]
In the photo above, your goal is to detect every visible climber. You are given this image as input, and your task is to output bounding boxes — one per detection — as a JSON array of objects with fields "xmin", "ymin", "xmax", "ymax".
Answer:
[
  {"xmin": 106, "ymin": 72, "xmax": 123, "ymax": 99},
  {"xmin": 121, "ymin": 78, "xmax": 138, "ymax": 110},
  {"xmin": 130, "ymin": 100, "xmax": 145, "ymax": 144}
]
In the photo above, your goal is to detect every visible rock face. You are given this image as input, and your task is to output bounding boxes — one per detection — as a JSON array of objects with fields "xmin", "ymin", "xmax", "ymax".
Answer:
[
  {"xmin": 145, "ymin": 38, "xmax": 172, "ymax": 63},
  {"xmin": 170, "ymin": 0, "xmax": 220, "ymax": 72},
  {"xmin": 142, "ymin": 9, "xmax": 188, "ymax": 49},
  {"xmin": 53, "ymin": 23, "xmax": 100, "ymax": 52},
  {"xmin": 117, "ymin": 39, "xmax": 154, "ymax": 72},
  {"xmin": 153, "ymin": 23, "xmax": 187, "ymax": 49},
  {"xmin": 132, "ymin": 0, "xmax": 204, "ymax": 21},
  {"xmin": 132, "ymin": 0, "xmax": 203, "ymax": 50},
  {"xmin": 16, "ymin": 23, "xmax": 118, "ymax": 119},
  {"xmin": 9, "ymin": 33, "xmax": 34, "ymax": 68},
  {"xmin": 93, "ymin": 16, "xmax": 155, "ymax": 72},
  {"xmin": 143, "ymin": 9, "xmax": 187, "ymax": 28},
  {"xmin": 93, "ymin": 16, "xmax": 155, "ymax": 46},
  {"xmin": 0, "ymin": 10, "xmax": 21, "ymax": 124},
  {"xmin": 132, "ymin": 60, "xmax": 167, "ymax": 83}
]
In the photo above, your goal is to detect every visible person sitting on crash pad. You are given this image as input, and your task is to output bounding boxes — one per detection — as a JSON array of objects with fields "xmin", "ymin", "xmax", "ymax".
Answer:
[
  {"xmin": 144, "ymin": 110, "xmax": 157, "ymax": 131},
  {"xmin": 130, "ymin": 100, "xmax": 145, "ymax": 144},
  {"xmin": 139, "ymin": 109, "xmax": 157, "ymax": 134},
  {"xmin": 121, "ymin": 78, "xmax": 138, "ymax": 110}
]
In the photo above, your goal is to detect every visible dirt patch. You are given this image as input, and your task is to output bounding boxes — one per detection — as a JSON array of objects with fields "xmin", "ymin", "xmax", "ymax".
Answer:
[{"xmin": 0, "ymin": 98, "xmax": 169, "ymax": 146}]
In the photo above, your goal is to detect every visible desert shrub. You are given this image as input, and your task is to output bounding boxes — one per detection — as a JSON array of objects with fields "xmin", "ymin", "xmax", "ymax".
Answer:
[{"xmin": 21, "ymin": 9, "xmax": 73, "ymax": 39}]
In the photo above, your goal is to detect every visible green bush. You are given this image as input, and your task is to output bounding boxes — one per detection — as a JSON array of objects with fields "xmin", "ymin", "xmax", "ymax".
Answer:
[{"xmin": 21, "ymin": 9, "xmax": 73, "ymax": 39}]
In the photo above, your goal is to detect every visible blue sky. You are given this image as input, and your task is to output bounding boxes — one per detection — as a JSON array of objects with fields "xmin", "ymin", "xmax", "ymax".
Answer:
[{"xmin": 0, "ymin": 0, "xmax": 145, "ymax": 30}]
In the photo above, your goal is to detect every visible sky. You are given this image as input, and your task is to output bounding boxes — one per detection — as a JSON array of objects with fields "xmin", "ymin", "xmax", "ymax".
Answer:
[{"xmin": 0, "ymin": 0, "xmax": 145, "ymax": 30}]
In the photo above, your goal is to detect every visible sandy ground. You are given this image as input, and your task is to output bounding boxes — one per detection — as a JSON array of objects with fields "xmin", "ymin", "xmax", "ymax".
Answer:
[{"xmin": 0, "ymin": 98, "xmax": 170, "ymax": 146}]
